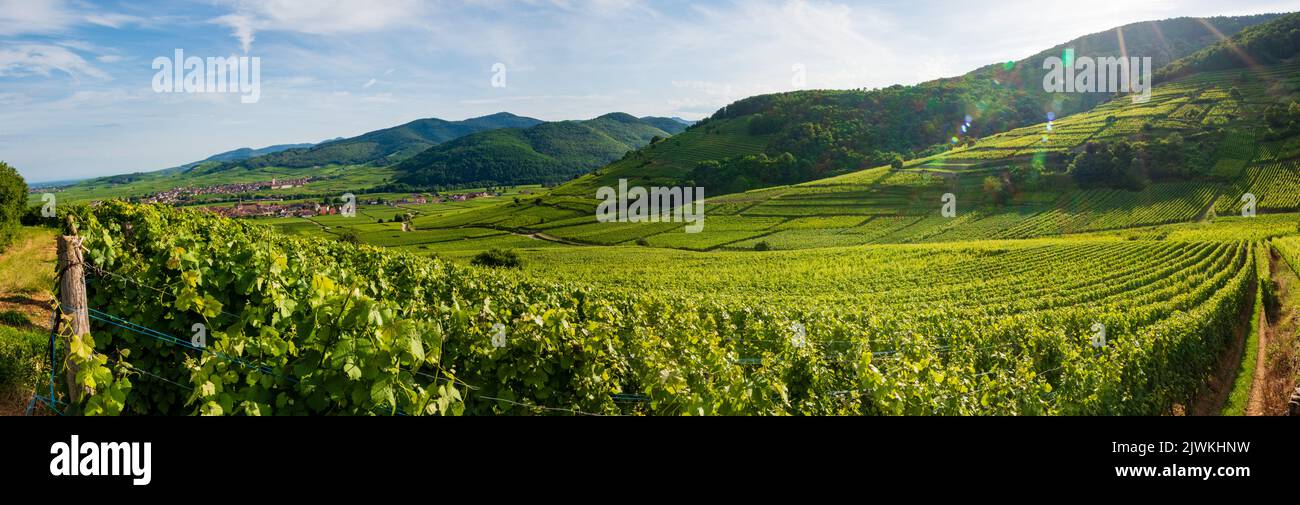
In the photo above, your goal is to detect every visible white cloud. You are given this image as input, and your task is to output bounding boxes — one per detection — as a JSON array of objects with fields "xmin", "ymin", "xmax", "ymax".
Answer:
[
  {"xmin": 0, "ymin": 0, "xmax": 77, "ymax": 34},
  {"xmin": 0, "ymin": 44, "xmax": 109, "ymax": 80},
  {"xmin": 0, "ymin": 0, "xmax": 148, "ymax": 35},
  {"xmin": 363, "ymin": 78, "xmax": 377, "ymax": 88},
  {"xmin": 212, "ymin": 0, "xmax": 427, "ymax": 51},
  {"xmin": 214, "ymin": 14, "xmax": 257, "ymax": 53}
]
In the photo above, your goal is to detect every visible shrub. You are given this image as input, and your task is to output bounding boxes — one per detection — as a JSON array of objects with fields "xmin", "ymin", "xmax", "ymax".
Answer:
[
  {"xmin": 636, "ymin": 238, "xmax": 649, "ymax": 246},
  {"xmin": 337, "ymin": 228, "xmax": 361, "ymax": 244},
  {"xmin": 0, "ymin": 310, "xmax": 28, "ymax": 326},
  {"xmin": 0, "ymin": 161, "xmax": 28, "ymax": 251},
  {"xmin": 472, "ymin": 249, "xmax": 522, "ymax": 268},
  {"xmin": 754, "ymin": 241, "xmax": 771, "ymax": 252},
  {"xmin": 0, "ymin": 326, "xmax": 46, "ymax": 392}
]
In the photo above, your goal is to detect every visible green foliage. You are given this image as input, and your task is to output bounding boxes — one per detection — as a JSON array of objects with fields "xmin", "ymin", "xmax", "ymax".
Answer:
[
  {"xmin": 337, "ymin": 228, "xmax": 361, "ymax": 244},
  {"xmin": 0, "ymin": 310, "xmax": 28, "ymax": 326},
  {"xmin": 1158, "ymin": 12, "xmax": 1300, "ymax": 81},
  {"xmin": 0, "ymin": 161, "xmax": 28, "ymax": 251},
  {"xmin": 471, "ymin": 248, "xmax": 522, "ymax": 268},
  {"xmin": 63, "ymin": 202, "xmax": 1268, "ymax": 415},
  {"xmin": 232, "ymin": 112, "xmax": 542, "ymax": 170},
  {"xmin": 394, "ymin": 114, "xmax": 672, "ymax": 188},
  {"xmin": 0, "ymin": 325, "xmax": 45, "ymax": 393}
]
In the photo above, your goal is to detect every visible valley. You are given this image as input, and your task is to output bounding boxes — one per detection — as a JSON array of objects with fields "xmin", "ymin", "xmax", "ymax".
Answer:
[{"xmin": 5, "ymin": 10, "xmax": 1300, "ymax": 417}]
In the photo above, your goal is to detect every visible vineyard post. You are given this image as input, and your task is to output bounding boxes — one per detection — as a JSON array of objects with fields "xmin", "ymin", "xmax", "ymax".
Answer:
[{"xmin": 56, "ymin": 222, "xmax": 91, "ymax": 404}]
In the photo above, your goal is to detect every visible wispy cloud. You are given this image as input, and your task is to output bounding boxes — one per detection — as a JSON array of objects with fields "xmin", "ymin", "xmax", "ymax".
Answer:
[
  {"xmin": 213, "ymin": 13, "xmax": 257, "ymax": 53},
  {"xmin": 0, "ymin": 44, "xmax": 109, "ymax": 80},
  {"xmin": 211, "ymin": 0, "xmax": 427, "ymax": 51}
]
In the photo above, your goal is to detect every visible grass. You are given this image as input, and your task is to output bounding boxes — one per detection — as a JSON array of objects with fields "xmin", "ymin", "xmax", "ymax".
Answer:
[
  {"xmin": 1222, "ymin": 244, "xmax": 1268, "ymax": 416},
  {"xmin": 0, "ymin": 227, "xmax": 57, "ymax": 416},
  {"xmin": 0, "ymin": 226, "xmax": 57, "ymax": 296}
]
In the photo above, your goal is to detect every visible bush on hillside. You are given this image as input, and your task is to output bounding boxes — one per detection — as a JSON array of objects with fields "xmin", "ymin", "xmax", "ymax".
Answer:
[{"xmin": 472, "ymin": 249, "xmax": 522, "ymax": 268}]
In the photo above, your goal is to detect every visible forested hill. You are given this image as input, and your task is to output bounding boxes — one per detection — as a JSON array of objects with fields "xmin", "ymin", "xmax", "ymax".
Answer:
[
  {"xmin": 1158, "ymin": 13, "xmax": 1300, "ymax": 80},
  {"xmin": 222, "ymin": 112, "xmax": 544, "ymax": 170},
  {"xmin": 566, "ymin": 14, "xmax": 1280, "ymax": 197},
  {"xmin": 391, "ymin": 113, "xmax": 675, "ymax": 188}
]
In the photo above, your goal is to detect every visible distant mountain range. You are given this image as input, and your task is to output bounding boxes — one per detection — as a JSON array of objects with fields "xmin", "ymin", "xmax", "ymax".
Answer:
[
  {"xmin": 392, "ymin": 112, "xmax": 687, "ymax": 187},
  {"xmin": 60, "ymin": 111, "xmax": 695, "ymax": 193},
  {"xmin": 224, "ymin": 112, "xmax": 545, "ymax": 171}
]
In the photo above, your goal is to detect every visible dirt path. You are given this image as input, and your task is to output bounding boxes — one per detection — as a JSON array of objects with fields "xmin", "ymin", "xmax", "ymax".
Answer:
[
  {"xmin": 0, "ymin": 228, "xmax": 57, "ymax": 331},
  {"xmin": 1189, "ymin": 270, "xmax": 1256, "ymax": 416},
  {"xmin": 1246, "ymin": 250, "xmax": 1299, "ymax": 415},
  {"xmin": 510, "ymin": 230, "xmax": 587, "ymax": 246}
]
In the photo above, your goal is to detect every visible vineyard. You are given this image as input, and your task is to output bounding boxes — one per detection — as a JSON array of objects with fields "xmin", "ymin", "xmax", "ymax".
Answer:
[{"xmin": 41, "ymin": 201, "xmax": 1274, "ymax": 415}]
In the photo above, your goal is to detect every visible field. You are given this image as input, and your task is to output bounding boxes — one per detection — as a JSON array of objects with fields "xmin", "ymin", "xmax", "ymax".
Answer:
[
  {"xmin": 15, "ymin": 36, "xmax": 1300, "ymax": 417},
  {"xmin": 32, "ymin": 201, "xmax": 1284, "ymax": 416}
]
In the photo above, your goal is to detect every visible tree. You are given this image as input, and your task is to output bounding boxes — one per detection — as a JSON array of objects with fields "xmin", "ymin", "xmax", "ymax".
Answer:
[
  {"xmin": 472, "ymin": 249, "xmax": 521, "ymax": 268},
  {"xmin": 982, "ymin": 175, "xmax": 1011, "ymax": 206},
  {"xmin": 890, "ymin": 154, "xmax": 905, "ymax": 170},
  {"xmin": 337, "ymin": 228, "xmax": 361, "ymax": 244},
  {"xmin": 0, "ymin": 161, "xmax": 28, "ymax": 251}
]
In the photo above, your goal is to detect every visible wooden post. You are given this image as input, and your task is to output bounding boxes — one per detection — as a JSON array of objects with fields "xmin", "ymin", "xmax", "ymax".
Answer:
[{"xmin": 56, "ymin": 234, "xmax": 91, "ymax": 403}]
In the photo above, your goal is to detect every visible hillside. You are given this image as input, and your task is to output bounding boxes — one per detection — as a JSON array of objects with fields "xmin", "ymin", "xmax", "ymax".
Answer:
[
  {"xmin": 380, "ymin": 13, "xmax": 1300, "ymax": 253},
  {"xmin": 638, "ymin": 116, "xmax": 693, "ymax": 134},
  {"xmin": 543, "ymin": 14, "xmax": 1280, "ymax": 199},
  {"xmin": 225, "ymin": 112, "xmax": 544, "ymax": 170},
  {"xmin": 391, "ymin": 113, "xmax": 675, "ymax": 188}
]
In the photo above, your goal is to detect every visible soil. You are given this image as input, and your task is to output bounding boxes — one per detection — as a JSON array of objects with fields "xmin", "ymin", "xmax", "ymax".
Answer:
[{"xmin": 1246, "ymin": 250, "xmax": 1300, "ymax": 416}]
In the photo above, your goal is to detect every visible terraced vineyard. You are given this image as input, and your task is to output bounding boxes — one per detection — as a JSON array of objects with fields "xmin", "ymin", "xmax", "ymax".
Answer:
[{"xmin": 368, "ymin": 60, "xmax": 1300, "ymax": 254}]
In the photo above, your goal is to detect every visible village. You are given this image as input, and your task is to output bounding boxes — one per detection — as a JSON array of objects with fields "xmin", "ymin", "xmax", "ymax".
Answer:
[
  {"xmin": 140, "ymin": 177, "xmax": 319, "ymax": 205},
  {"xmin": 202, "ymin": 190, "xmax": 499, "ymax": 219}
]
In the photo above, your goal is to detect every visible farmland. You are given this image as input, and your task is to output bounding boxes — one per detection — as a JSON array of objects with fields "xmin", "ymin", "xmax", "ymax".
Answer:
[
  {"xmin": 62, "ymin": 201, "xmax": 1269, "ymax": 415},
  {"xmin": 11, "ymin": 12, "xmax": 1300, "ymax": 418}
]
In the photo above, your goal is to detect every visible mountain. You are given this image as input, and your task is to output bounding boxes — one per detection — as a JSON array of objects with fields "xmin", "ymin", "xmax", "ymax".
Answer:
[
  {"xmin": 638, "ymin": 116, "xmax": 693, "ymax": 134},
  {"xmin": 391, "ymin": 113, "xmax": 673, "ymax": 188},
  {"xmin": 203, "ymin": 143, "xmax": 317, "ymax": 163},
  {"xmin": 226, "ymin": 112, "xmax": 543, "ymax": 170},
  {"xmin": 545, "ymin": 14, "xmax": 1282, "ymax": 198}
]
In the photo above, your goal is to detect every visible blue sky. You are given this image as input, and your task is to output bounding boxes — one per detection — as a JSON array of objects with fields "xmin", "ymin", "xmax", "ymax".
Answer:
[{"xmin": 2, "ymin": 0, "xmax": 1297, "ymax": 182}]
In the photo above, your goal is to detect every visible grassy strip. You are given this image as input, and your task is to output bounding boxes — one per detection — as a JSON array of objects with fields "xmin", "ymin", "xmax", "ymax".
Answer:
[
  {"xmin": 1222, "ymin": 242, "xmax": 1269, "ymax": 415},
  {"xmin": 0, "ymin": 325, "xmax": 48, "ymax": 397}
]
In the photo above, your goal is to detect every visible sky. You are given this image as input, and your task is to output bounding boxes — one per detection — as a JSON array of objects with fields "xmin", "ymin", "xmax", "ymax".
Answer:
[{"xmin": 1, "ymin": 0, "xmax": 1297, "ymax": 182}]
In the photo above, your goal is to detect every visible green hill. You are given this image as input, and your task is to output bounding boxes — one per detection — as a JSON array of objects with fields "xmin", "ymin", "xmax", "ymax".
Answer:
[
  {"xmin": 545, "ymin": 14, "xmax": 1280, "ymax": 199},
  {"xmin": 226, "ymin": 112, "xmax": 543, "ymax": 170},
  {"xmin": 391, "ymin": 113, "xmax": 674, "ymax": 188},
  {"xmin": 638, "ymin": 116, "xmax": 693, "ymax": 134},
  {"xmin": 387, "ymin": 13, "xmax": 1300, "ymax": 253}
]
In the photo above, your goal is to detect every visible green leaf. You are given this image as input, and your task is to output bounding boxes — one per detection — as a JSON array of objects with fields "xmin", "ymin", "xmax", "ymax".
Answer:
[
  {"xmin": 371, "ymin": 379, "xmax": 395, "ymax": 411},
  {"xmin": 408, "ymin": 335, "xmax": 425, "ymax": 363},
  {"xmin": 343, "ymin": 360, "xmax": 362, "ymax": 380}
]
